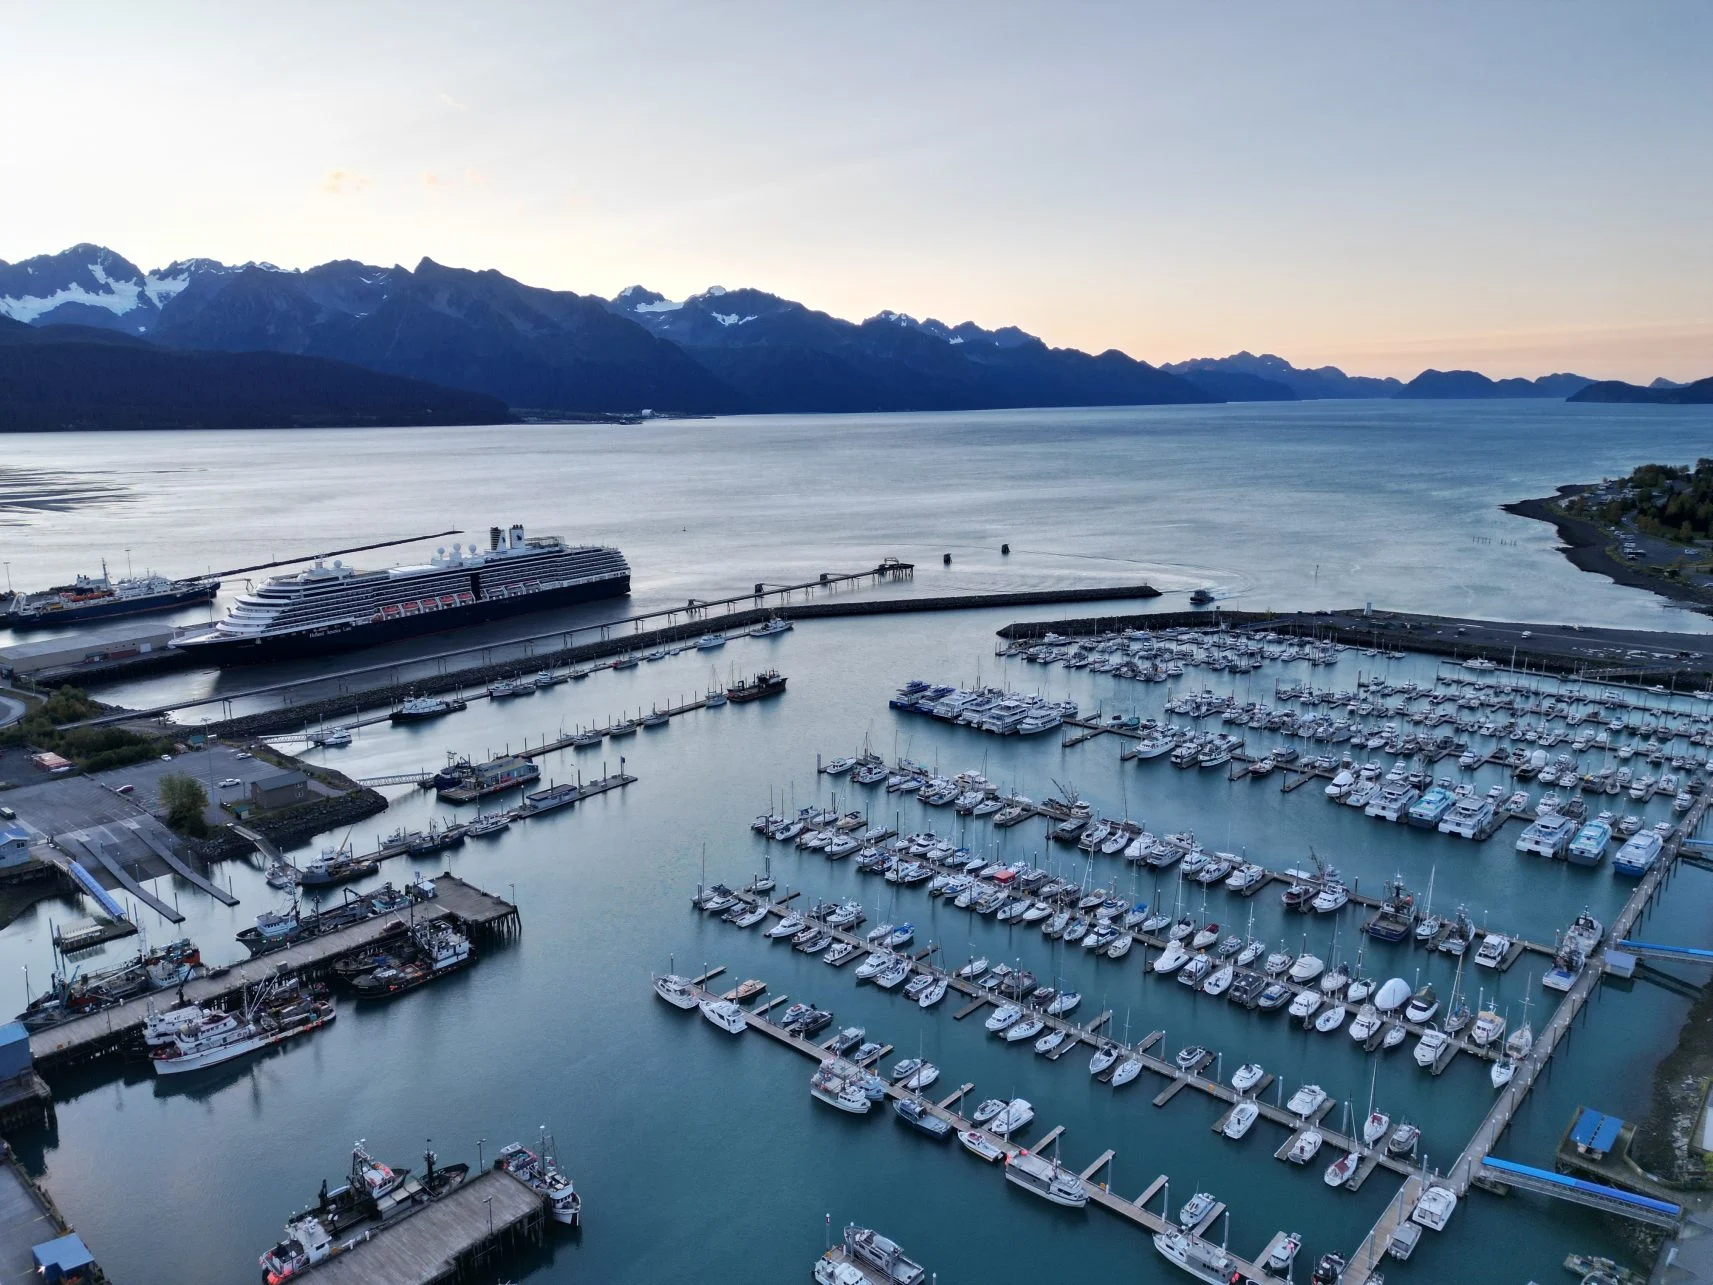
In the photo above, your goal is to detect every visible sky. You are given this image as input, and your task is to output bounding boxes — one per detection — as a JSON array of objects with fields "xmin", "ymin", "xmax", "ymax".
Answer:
[{"xmin": 3, "ymin": 1, "xmax": 1710, "ymax": 382}]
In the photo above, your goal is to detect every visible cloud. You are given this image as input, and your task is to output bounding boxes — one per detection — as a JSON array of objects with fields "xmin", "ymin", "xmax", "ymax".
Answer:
[
  {"xmin": 439, "ymin": 91, "xmax": 469, "ymax": 111},
  {"xmin": 321, "ymin": 170, "xmax": 369, "ymax": 196}
]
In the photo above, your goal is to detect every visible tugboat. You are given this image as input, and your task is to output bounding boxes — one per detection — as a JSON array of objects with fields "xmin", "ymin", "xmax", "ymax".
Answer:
[{"xmin": 498, "ymin": 1132, "xmax": 581, "ymax": 1226}]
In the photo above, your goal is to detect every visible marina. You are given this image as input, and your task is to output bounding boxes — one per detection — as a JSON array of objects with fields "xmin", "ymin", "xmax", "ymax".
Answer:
[{"xmin": 6, "ymin": 424, "xmax": 1713, "ymax": 1284}]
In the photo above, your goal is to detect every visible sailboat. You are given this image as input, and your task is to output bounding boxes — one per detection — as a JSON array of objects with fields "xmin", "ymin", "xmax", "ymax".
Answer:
[
  {"xmin": 1361, "ymin": 1062, "xmax": 1389, "ymax": 1146},
  {"xmin": 1441, "ymin": 955, "xmax": 1471, "ymax": 1035},
  {"xmin": 1412, "ymin": 867, "xmax": 1441, "ymax": 943},
  {"xmin": 1505, "ymin": 985, "xmax": 1535, "ymax": 1059}
]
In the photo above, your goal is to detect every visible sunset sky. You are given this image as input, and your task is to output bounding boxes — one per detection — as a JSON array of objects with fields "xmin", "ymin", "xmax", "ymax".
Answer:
[{"xmin": 5, "ymin": 1, "xmax": 1709, "ymax": 381}]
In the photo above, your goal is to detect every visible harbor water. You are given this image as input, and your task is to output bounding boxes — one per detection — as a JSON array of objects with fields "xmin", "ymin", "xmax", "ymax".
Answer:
[{"xmin": 1, "ymin": 400, "xmax": 1712, "ymax": 1283}]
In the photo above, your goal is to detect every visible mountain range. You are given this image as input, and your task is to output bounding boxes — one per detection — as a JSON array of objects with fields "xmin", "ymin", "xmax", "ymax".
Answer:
[{"xmin": 0, "ymin": 244, "xmax": 1703, "ymax": 421}]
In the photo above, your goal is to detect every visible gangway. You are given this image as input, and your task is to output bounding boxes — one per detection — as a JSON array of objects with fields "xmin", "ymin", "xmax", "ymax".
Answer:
[
  {"xmin": 1478, "ymin": 1157, "xmax": 1680, "ymax": 1229},
  {"xmin": 59, "ymin": 858, "xmax": 127, "ymax": 920},
  {"xmin": 358, "ymin": 773, "xmax": 435, "ymax": 788},
  {"xmin": 1613, "ymin": 939, "xmax": 1713, "ymax": 967}
]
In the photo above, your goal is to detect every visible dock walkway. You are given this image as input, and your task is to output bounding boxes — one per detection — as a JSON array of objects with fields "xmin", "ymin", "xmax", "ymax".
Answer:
[
  {"xmin": 308, "ymin": 1168, "xmax": 545, "ymax": 1285},
  {"xmin": 28, "ymin": 875, "xmax": 516, "ymax": 1072},
  {"xmin": 56, "ymin": 830, "xmax": 182, "ymax": 924},
  {"xmin": 122, "ymin": 818, "xmax": 238, "ymax": 906}
]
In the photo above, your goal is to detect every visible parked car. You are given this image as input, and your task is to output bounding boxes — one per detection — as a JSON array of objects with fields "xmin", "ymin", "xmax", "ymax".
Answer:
[
  {"xmin": 113, "ymin": 784, "xmax": 136, "ymax": 795},
  {"xmin": 217, "ymin": 777, "xmax": 242, "ymax": 789}
]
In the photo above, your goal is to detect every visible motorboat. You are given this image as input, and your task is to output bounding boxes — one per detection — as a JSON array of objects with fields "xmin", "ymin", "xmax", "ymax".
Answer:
[
  {"xmin": 1402, "ymin": 984, "xmax": 1439, "ymax": 1024},
  {"xmin": 1349, "ymin": 1004, "xmax": 1381, "ymax": 1042},
  {"xmin": 1177, "ymin": 1191, "xmax": 1217, "ymax": 1229},
  {"xmin": 698, "ymin": 999, "xmax": 747, "ymax": 1035},
  {"xmin": 1473, "ymin": 933, "xmax": 1511, "ymax": 969},
  {"xmin": 1288, "ymin": 953, "xmax": 1324, "ymax": 984},
  {"xmin": 970, "ymin": 1098, "xmax": 1006, "ymax": 1125},
  {"xmin": 1256, "ymin": 982, "xmax": 1291, "ymax": 1010},
  {"xmin": 1287, "ymin": 1130, "xmax": 1324, "ymax": 1164},
  {"xmin": 1410, "ymin": 1184, "xmax": 1458, "ymax": 1231},
  {"xmin": 652, "ymin": 974, "xmax": 699, "ymax": 1010},
  {"xmin": 1153, "ymin": 941, "xmax": 1191, "ymax": 974},
  {"xmin": 1311, "ymin": 1253, "xmax": 1346, "ymax": 1284},
  {"xmin": 810, "ymin": 1062, "xmax": 872, "ymax": 1113},
  {"xmin": 1153, "ymin": 1228, "xmax": 1231, "ymax": 1283},
  {"xmin": 1470, "ymin": 1007, "xmax": 1506, "ymax": 1048},
  {"xmin": 1386, "ymin": 1121, "xmax": 1420, "ymax": 1156},
  {"xmin": 1222, "ymin": 1101, "xmax": 1259, "ymax": 1139},
  {"xmin": 958, "ymin": 1130, "xmax": 1005, "ymax": 1163},
  {"xmin": 1177, "ymin": 954, "xmax": 1212, "ymax": 987},
  {"xmin": 1265, "ymin": 1233, "xmax": 1303, "ymax": 1275},
  {"xmin": 1413, "ymin": 1026, "xmax": 1448, "ymax": 1069},
  {"xmin": 1004, "ymin": 1151, "xmax": 1088, "ymax": 1207},
  {"xmin": 1230, "ymin": 1062, "xmax": 1264, "ymax": 1093},
  {"xmin": 1286, "ymin": 1084, "xmax": 1327, "ymax": 1117},
  {"xmin": 1175, "ymin": 1044, "xmax": 1208, "ymax": 1071},
  {"xmin": 984, "ymin": 1004, "xmax": 1024, "ymax": 1033},
  {"xmin": 989, "ymin": 1098, "xmax": 1035, "ymax": 1136}
]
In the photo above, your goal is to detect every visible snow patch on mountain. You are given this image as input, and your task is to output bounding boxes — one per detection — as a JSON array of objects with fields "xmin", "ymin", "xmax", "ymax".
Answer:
[
  {"xmin": 0, "ymin": 276, "xmax": 146, "ymax": 322},
  {"xmin": 711, "ymin": 312, "xmax": 757, "ymax": 327}
]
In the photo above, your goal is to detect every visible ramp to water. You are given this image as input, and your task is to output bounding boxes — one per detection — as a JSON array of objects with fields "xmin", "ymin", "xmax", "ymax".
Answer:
[
  {"xmin": 121, "ymin": 818, "xmax": 238, "ymax": 906},
  {"xmin": 56, "ymin": 832, "xmax": 182, "ymax": 923}
]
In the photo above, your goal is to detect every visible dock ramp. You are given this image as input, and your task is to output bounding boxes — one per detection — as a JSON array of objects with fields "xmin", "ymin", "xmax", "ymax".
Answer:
[
  {"xmin": 58, "ymin": 859, "xmax": 126, "ymax": 920},
  {"xmin": 1478, "ymin": 1157, "xmax": 1680, "ymax": 1228}
]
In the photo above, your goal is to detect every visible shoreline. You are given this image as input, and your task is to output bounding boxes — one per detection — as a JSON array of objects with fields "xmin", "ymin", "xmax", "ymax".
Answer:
[{"xmin": 1504, "ymin": 486, "xmax": 1713, "ymax": 615}]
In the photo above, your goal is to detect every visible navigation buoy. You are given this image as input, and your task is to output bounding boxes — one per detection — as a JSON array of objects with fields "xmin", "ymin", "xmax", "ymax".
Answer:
[{"xmin": 943, "ymin": 553, "xmax": 952, "ymax": 565}]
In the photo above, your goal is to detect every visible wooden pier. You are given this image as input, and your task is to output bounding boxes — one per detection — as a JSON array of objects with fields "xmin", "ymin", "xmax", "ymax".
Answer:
[
  {"xmin": 28, "ymin": 874, "xmax": 517, "ymax": 1072},
  {"xmin": 307, "ymin": 1166, "xmax": 548, "ymax": 1285},
  {"xmin": 679, "ymin": 975, "xmax": 1292, "ymax": 1283}
]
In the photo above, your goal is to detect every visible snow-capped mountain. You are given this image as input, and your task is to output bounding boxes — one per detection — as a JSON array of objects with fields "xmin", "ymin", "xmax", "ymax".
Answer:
[{"xmin": 2, "ymin": 243, "xmax": 1214, "ymax": 413}]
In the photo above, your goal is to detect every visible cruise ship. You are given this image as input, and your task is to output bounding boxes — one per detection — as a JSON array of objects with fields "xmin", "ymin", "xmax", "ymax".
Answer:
[{"xmin": 172, "ymin": 524, "xmax": 629, "ymax": 664}]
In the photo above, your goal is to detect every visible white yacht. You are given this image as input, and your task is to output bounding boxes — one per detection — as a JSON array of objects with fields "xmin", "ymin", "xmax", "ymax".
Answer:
[
  {"xmin": 652, "ymin": 974, "xmax": 699, "ymax": 1010},
  {"xmin": 1613, "ymin": 830, "xmax": 1664, "ymax": 876},
  {"xmin": 1474, "ymin": 933, "xmax": 1511, "ymax": 968},
  {"xmin": 989, "ymin": 1098, "xmax": 1035, "ymax": 1136},
  {"xmin": 1286, "ymin": 1084, "xmax": 1327, "ymax": 1117},
  {"xmin": 1222, "ymin": 1101, "xmax": 1259, "ymax": 1139},
  {"xmin": 1410, "ymin": 1185, "xmax": 1458, "ymax": 1231},
  {"xmin": 1438, "ymin": 794, "xmax": 1496, "ymax": 839},
  {"xmin": 1515, "ymin": 813, "xmax": 1576, "ymax": 858},
  {"xmin": 698, "ymin": 998, "xmax": 747, "ymax": 1035}
]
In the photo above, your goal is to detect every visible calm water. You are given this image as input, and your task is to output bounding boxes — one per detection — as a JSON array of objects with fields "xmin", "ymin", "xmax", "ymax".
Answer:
[{"xmin": 3, "ymin": 402, "xmax": 1712, "ymax": 1285}]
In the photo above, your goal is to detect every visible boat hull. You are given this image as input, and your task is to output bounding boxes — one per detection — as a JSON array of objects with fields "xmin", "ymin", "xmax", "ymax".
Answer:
[
  {"xmin": 8, "ymin": 581, "xmax": 218, "ymax": 628},
  {"xmin": 171, "ymin": 574, "xmax": 629, "ymax": 665}
]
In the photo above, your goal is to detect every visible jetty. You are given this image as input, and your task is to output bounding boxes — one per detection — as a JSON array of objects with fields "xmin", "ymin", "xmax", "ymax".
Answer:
[
  {"xmin": 28, "ymin": 875, "xmax": 518, "ymax": 1073},
  {"xmin": 306, "ymin": 1166, "xmax": 547, "ymax": 1285}
]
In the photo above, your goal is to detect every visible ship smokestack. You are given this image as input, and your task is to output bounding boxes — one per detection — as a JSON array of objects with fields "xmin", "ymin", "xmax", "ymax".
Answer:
[{"xmin": 490, "ymin": 526, "xmax": 502, "ymax": 551}]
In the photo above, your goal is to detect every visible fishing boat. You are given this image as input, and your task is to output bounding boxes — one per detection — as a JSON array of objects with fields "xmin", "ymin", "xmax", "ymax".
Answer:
[
  {"xmin": 840, "ymin": 1226, "xmax": 927, "ymax": 1285},
  {"xmin": 1152, "ymin": 1229, "xmax": 1231, "ymax": 1283},
  {"xmin": 894, "ymin": 1096, "xmax": 953, "ymax": 1139},
  {"xmin": 957, "ymin": 1130, "xmax": 1005, "ymax": 1162},
  {"xmin": 151, "ymin": 981, "xmax": 335, "ymax": 1075},
  {"xmin": 497, "ymin": 1132, "xmax": 581, "ymax": 1226}
]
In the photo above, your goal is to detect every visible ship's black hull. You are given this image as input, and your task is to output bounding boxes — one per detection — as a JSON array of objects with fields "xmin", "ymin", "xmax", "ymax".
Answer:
[
  {"xmin": 8, "ymin": 582, "xmax": 218, "ymax": 629},
  {"xmin": 173, "ymin": 575, "xmax": 629, "ymax": 666}
]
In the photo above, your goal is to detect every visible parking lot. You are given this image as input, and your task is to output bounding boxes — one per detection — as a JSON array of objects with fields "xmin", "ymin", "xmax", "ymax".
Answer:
[{"xmin": 88, "ymin": 744, "xmax": 336, "ymax": 828}]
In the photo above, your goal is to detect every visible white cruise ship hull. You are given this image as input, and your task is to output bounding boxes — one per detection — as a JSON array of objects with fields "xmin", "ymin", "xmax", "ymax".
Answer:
[{"xmin": 175, "ymin": 573, "xmax": 629, "ymax": 665}]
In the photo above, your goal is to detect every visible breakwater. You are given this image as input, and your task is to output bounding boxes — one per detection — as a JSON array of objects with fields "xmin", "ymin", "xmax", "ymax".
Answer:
[{"xmin": 164, "ymin": 585, "xmax": 1160, "ymax": 739}]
